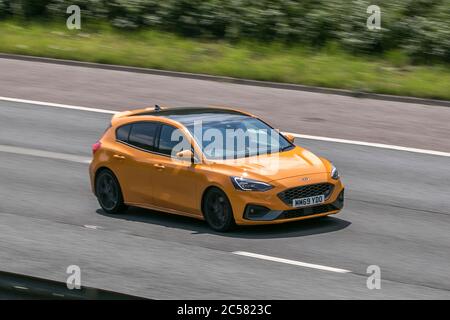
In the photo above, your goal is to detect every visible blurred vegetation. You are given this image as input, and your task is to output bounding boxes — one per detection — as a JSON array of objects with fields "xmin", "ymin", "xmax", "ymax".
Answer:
[
  {"xmin": 0, "ymin": 1, "xmax": 449, "ymax": 100},
  {"xmin": 1, "ymin": 20, "xmax": 449, "ymax": 100},
  {"xmin": 0, "ymin": 0, "xmax": 449, "ymax": 63}
]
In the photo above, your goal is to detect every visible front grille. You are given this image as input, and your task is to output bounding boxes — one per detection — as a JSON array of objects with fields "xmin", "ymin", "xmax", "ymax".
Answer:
[{"xmin": 278, "ymin": 183, "xmax": 334, "ymax": 206}]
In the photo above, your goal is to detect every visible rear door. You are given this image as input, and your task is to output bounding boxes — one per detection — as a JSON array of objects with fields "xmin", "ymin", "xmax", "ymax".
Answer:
[{"xmin": 110, "ymin": 121, "xmax": 160, "ymax": 205}]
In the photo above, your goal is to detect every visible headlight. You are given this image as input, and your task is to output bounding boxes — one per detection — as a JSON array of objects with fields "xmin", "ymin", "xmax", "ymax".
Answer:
[
  {"xmin": 231, "ymin": 176, "xmax": 273, "ymax": 191},
  {"xmin": 331, "ymin": 164, "xmax": 340, "ymax": 180}
]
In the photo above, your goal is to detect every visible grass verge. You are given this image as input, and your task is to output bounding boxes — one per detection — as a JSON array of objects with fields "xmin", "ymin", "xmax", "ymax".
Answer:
[{"xmin": 1, "ymin": 20, "xmax": 449, "ymax": 101}]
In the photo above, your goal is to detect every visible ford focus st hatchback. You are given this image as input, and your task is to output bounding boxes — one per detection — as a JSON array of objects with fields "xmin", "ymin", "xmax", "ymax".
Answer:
[{"xmin": 89, "ymin": 106, "xmax": 344, "ymax": 232}]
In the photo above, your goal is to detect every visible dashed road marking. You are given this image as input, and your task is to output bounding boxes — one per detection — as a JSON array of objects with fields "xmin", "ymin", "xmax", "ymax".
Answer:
[
  {"xmin": 233, "ymin": 251, "xmax": 351, "ymax": 274},
  {"xmin": 0, "ymin": 144, "xmax": 90, "ymax": 164},
  {"xmin": 84, "ymin": 225, "xmax": 102, "ymax": 230}
]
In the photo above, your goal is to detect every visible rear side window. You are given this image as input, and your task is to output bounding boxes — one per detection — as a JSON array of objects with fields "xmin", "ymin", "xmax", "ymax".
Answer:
[
  {"xmin": 158, "ymin": 124, "xmax": 185, "ymax": 156},
  {"xmin": 128, "ymin": 122, "xmax": 158, "ymax": 151},
  {"xmin": 116, "ymin": 124, "xmax": 131, "ymax": 142}
]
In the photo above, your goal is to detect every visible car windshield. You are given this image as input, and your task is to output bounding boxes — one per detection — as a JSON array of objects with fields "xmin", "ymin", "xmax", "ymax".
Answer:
[{"xmin": 176, "ymin": 112, "xmax": 293, "ymax": 160}]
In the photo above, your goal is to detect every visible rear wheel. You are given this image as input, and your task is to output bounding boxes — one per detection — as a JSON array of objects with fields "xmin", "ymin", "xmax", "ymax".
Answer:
[
  {"xmin": 203, "ymin": 188, "xmax": 235, "ymax": 232},
  {"xmin": 95, "ymin": 169, "xmax": 127, "ymax": 214}
]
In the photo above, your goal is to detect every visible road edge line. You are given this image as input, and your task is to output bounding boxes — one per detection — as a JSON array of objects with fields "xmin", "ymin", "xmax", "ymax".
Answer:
[
  {"xmin": 289, "ymin": 133, "xmax": 450, "ymax": 157},
  {"xmin": 0, "ymin": 96, "xmax": 117, "ymax": 114},
  {"xmin": 1, "ymin": 95, "xmax": 449, "ymax": 157}
]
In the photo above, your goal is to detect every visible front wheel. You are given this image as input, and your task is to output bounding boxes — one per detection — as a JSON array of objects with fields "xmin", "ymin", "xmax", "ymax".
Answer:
[
  {"xmin": 203, "ymin": 188, "xmax": 235, "ymax": 232},
  {"xmin": 95, "ymin": 169, "xmax": 127, "ymax": 214}
]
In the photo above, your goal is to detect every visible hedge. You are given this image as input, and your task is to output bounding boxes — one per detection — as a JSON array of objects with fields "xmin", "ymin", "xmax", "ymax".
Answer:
[{"xmin": 1, "ymin": 0, "xmax": 449, "ymax": 62}]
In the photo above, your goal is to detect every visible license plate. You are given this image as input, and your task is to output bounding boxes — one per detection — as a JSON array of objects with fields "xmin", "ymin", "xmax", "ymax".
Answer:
[{"xmin": 292, "ymin": 195, "xmax": 325, "ymax": 208}]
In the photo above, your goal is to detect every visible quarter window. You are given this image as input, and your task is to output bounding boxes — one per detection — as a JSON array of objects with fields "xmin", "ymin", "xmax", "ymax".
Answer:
[{"xmin": 116, "ymin": 124, "xmax": 132, "ymax": 142}]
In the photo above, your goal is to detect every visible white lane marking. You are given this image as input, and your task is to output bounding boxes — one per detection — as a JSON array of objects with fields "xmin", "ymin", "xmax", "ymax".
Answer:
[
  {"xmin": 13, "ymin": 286, "xmax": 29, "ymax": 290},
  {"xmin": 0, "ymin": 96, "xmax": 117, "ymax": 114},
  {"xmin": 52, "ymin": 293, "xmax": 65, "ymax": 297},
  {"xmin": 289, "ymin": 133, "xmax": 450, "ymax": 158},
  {"xmin": 84, "ymin": 225, "xmax": 102, "ymax": 230},
  {"xmin": 1, "ymin": 96, "xmax": 449, "ymax": 157},
  {"xmin": 0, "ymin": 144, "xmax": 90, "ymax": 164},
  {"xmin": 233, "ymin": 251, "xmax": 351, "ymax": 274}
]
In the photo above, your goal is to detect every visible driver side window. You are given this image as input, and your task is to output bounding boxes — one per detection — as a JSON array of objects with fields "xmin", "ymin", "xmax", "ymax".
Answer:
[{"xmin": 157, "ymin": 124, "xmax": 188, "ymax": 157}]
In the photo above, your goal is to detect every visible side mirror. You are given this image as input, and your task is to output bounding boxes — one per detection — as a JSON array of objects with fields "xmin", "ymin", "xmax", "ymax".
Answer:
[
  {"xmin": 284, "ymin": 133, "xmax": 296, "ymax": 144},
  {"xmin": 176, "ymin": 149, "xmax": 194, "ymax": 162}
]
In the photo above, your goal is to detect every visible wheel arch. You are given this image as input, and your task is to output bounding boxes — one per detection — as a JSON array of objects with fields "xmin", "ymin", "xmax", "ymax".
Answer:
[
  {"xmin": 200, "ymin": 185, "xmax": 234, "ymax": 217},
  {"xmin": 94, "ymin": 166, "xmax": 116, "ymax": 197},
  {"xmin": 200, "ymin": 185, "xmax": 236, "ymax": 231}
]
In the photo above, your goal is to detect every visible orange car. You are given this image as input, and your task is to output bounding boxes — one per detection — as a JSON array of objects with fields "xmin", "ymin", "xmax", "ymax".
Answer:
[{"xmin": 89, "ymin": 106, "xmax": 344, "ymax": 231}]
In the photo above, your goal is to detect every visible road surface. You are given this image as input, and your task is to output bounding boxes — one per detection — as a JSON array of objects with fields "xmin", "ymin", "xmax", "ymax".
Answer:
[
  {"xmin": 0, "ymin": 99, "xmax": 449, "ymax": 299},
  {"xmin": 1, "ymin": 57, "xmax": 449, "ymax": 152},
  {"xmin": 0, "ymin": 57, "xmax": 449, "ymax": 299}
]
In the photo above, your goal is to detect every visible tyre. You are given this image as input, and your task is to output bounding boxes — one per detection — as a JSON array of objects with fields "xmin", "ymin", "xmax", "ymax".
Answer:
[
  {"xmin": 95, "ymin": 169, "xmax": 127, "ymax": 214},
  {"xmin": 203, "ymin": 188, "xmax": 235, "ymax": 232}
]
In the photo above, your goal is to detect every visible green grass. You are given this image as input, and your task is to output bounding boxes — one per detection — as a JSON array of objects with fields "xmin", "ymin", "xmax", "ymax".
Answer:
[{"xmin": 1, "ymin": 20, "xmax": 449, "ymax": 101}]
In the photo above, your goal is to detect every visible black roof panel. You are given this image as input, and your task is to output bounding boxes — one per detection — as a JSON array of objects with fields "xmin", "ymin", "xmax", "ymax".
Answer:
[
  {"xmin": 132, "ymin": 107, "xmax": 252, "ymax": 126},
  {"xmin": 134, "ymin": 107, "xmax": 246, "ymax": 118}
]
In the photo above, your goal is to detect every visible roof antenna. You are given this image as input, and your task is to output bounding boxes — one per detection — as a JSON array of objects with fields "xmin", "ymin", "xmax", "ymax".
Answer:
[{"xmin": 154, "ymin": 104, "xmax": 161, "ymax": 112}]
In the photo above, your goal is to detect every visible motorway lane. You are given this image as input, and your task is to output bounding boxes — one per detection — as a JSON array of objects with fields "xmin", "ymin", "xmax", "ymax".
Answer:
[
  {"xmin": 1, "ymin": 57, "xmax": 450, "ymax": 152},
  {"xmin": 0, "ymin": 101, "xmax": 450, "ymax": 298}
]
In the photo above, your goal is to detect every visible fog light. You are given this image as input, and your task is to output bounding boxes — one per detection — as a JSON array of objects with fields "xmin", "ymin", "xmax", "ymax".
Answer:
[{"xmin": 244, "ymin": 205, "xmax": 271, "ymax": 219}]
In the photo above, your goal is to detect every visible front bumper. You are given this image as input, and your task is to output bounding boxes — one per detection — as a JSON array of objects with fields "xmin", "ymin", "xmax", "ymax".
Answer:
[
  {"xmin": 228, "ymin": 174, "xmax": 345, "ymax": 225},
  {"xmin": 244, "ymin": 190, "xmax": 344, "ymax": 221}
]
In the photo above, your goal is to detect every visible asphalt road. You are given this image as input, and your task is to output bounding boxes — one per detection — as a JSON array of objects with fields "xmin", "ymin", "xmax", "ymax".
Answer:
[
  {"xmin": 0, "ymin": 99, "xmax": 449, "ymax": 299},
  {"xmin": 1, "ymin": 57, "xmax": 450, "ymax": 152}
]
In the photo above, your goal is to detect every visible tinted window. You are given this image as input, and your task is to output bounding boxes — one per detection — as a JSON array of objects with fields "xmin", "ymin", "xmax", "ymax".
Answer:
[
  {"xmin": 116, "ymin": 124, "xmax": 131, "ymax": 142},
  {"xmin": 158, "ymin": 125, "xmax": 185, "ymax": 156},
  {"xmin": 128, "ymin": 122, "xmax": 158, "ymax": 151}
]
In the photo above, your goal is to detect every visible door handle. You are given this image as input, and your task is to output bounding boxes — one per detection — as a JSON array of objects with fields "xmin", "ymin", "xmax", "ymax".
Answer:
[
  {"xmin": 154, "ymin": 163, "xmax": 165, "ymax": 170},
  {"xmin": 113, "ymin": 154, "xmax": 126, "ymax": 160}
]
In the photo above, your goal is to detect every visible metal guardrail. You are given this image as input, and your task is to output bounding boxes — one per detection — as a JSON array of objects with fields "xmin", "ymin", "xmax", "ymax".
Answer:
[{"xmin": 0, "ymin": 270, "xmax": 146, "ymax": 300}]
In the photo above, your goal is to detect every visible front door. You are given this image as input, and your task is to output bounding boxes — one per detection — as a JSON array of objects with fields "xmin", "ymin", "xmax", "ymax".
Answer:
[{"xmin": 151, "ymin": 124, "xmax": 200, "ymax": 216}]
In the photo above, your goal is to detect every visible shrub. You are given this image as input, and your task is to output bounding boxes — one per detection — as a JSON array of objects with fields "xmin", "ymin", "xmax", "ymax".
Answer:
[{"xmin": 1, "ymin": 0, "xmax": 449, "ymax": 62}]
